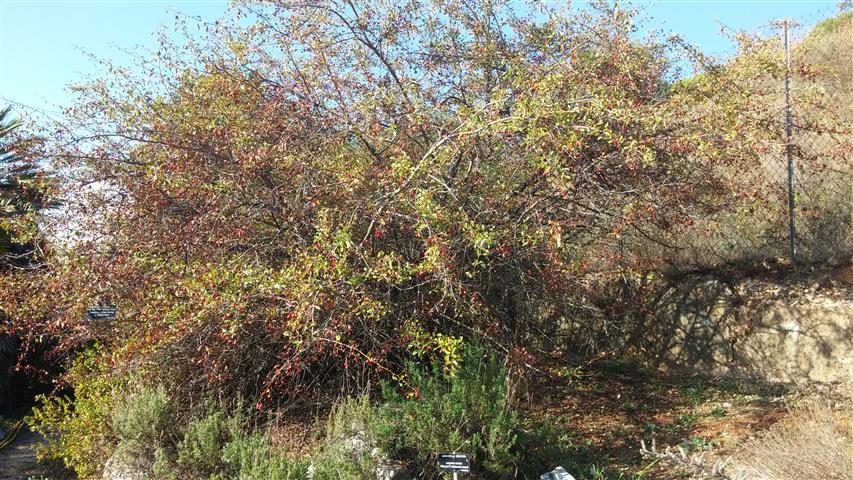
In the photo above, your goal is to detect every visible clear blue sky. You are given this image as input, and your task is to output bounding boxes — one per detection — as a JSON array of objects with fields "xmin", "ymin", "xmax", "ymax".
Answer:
[
  {"xmin": 0, "ymin": 0, "xmax": 845, "ymax": 118},
  {"xmin": 0, "ymin": 0, "xmax": 230, "ymax": 118}
]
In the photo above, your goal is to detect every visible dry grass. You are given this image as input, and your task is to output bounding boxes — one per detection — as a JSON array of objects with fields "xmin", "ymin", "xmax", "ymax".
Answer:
[{"xmin": 736, "ymin": 393, "xmax": 853, "ymax": 480}]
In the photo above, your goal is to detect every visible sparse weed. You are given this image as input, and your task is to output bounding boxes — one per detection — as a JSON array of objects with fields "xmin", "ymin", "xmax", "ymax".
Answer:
[
  {"xmin": 668, "ymin": 410, "xmax": 700, "ymax": 435},
  {"xmin": 680, "ymin": 385, "xmax": 707, "ymax": 406},
  {"xmin": 678, "ymin": 436, "xmax": 715, "ymax": 452},
  {"xmin": 708, "ymin": 405, "xmax": 728, "ymax": 418}
]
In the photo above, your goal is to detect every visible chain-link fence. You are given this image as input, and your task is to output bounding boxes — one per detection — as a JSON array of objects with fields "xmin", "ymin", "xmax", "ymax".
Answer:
[
  {"xmin": 632, "ymin": 9, "xmax": 853, "ymax": 271},
  {"xmin": 787, "ymin": 13, "xmax": 853, "ymax": 265}
]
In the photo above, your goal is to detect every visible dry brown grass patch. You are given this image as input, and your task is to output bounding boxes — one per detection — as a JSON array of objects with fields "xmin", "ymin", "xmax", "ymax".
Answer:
[{"xmin": 736, "ymin": 393, "xmax": 853, "ymax": 480}]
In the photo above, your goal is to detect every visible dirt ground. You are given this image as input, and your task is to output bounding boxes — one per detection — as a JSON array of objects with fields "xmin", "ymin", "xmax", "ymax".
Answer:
[
  {"xmin": 0, "ymin": 427, "xmax": 52, "ymax": 480},
  {"xmin": 523, "ymin": 359, "xmax": 798, "ymax": 479}
]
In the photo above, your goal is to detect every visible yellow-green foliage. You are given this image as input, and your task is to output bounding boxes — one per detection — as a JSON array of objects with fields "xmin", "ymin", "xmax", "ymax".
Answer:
[
  {"xmin": 402, "ymin": 321, "xmax": 464, "ymax": 376},
  {"xmin": 27, "ymin": 347, "xmax": 126, "ymax": 478},
  {"xmin": 809, "ymin": 11, "xmax": 853, "ymax": 38}
]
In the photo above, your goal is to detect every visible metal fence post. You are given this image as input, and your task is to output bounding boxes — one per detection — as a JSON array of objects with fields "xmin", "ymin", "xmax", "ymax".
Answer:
[{"xmin": 783, "ymin": 19, "xmax": 797, "ymax": 266}]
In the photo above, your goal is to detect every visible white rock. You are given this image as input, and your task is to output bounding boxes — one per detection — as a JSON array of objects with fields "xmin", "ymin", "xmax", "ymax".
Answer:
[
  {"xmin": 101, "ymin": 455, "xmax": 148, "ymax": 480},
  {"xmin": 540, "ymin": 466, "xmax": 577, "ymax": 480},
  {"xmin": 375, "ymin": 460, "xmax": 413, "ymax": 480}
]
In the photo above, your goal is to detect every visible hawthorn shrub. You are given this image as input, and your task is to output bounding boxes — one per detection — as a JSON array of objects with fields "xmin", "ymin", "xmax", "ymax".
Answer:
[
  {"xmin": 0, "ymin": 106, "xmax": 58, "ymax": 414},
  {"xmin": 0, "ymin": 0, "xmax": 768, "ymax": 413},
  {"xmin": 5, "ymin": 5, "xmax": 850, "ymax": 477}
]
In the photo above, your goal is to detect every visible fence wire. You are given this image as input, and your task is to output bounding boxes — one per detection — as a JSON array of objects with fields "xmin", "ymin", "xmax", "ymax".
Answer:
[
  {"xmin": 630, "ymin": 9, "xmax": 853, "ymax": 271},
  {"xmin": 788, "ymin": 11, "xmax": 853, "ymax": 265}
]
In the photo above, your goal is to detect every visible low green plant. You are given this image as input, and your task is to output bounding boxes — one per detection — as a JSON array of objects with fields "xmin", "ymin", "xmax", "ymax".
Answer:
[
  {"xmin": 587, "ymin": 464, "xmax": 607, "ymax": 479},
  {"xmin": 668, "ymin": 410, "xmax": 700, "ymax": 435},
  {"xmin": 309, "ymin": 395, "xmax": 379, "ymax": 479},
  {"xmin": 601, "ymin": 360, "xmax": 629, "ymax": 375},
  {"xmin": 25, "ymin": 345, "xmax": 573, "ymax": 480},
  {"xmin": 153, "ymin": 447, "xmax": 179, "ymax": 480},
  {"xmin": 708, "ymin": 405, "xmax": 728, "ymax": 418},
  {"xmin": 714, "ymin": 378, "xmax": 740, "ymax": 396},
  {"xmin": 112, "ymin": 385, "xmax": 171, "ymax": 465},
  {"xmin": 219, "ymin": 430, "xmax": 309, "ymax": 480},
  {"xmin": 168, "ymin": 398, "xmax": 309, "ymax": 480},
  {"xmin": 551, "ymin": 365, "xmax": 587, "ymax": 381},
  {"xmin": 678, "ymin": 436, "xmax": 714, "ymax": 452},
  {"xmin": 176, "ymin": 410, "xmax": 227, "ymax": 475},
  {"xmin": 514, "ymin": 419, "xmax": 579, "ymax": 478},
  {"xmin": 118, "ymin": 391, "xmax": 314, "ymax": 479},
  {"xmin": 376, "ymin": 343, "xmax": 520, "ymax": 477},
  {"xmin": 680, "ymin": 384, "xmax": 707, "ymax": 406}
]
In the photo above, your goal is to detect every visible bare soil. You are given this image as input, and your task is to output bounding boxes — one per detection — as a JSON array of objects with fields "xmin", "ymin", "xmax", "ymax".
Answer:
[
  {"xmin": 523, "ymin": 359, "xmax": 794, "ymax": 479},
  {"xmin": 0, "ymin": 427, "xmax": 50, "ymax": 480}
]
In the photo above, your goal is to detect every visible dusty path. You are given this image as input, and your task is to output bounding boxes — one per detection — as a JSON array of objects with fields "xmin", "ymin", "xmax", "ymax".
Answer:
[{"xmin": 0, "ymin": 427, "xmax": 52, "ymax": 480}]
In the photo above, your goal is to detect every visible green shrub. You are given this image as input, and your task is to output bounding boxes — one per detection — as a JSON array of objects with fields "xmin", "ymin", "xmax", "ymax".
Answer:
[
  {"xmin": 153, "ymin": 447, "xmax": 179, "ymax": 480},
  {"xmin": 309, "ymin": 396, "xmax": 379, "ymax": 480},
  {"xmin": 112, "ymin": 385, "xmax": 171, "ymax": 464},
  {"xmin": 164, "ymin": 399, "xmax": 309, "ymax": 480},
  {"xmin": 220, "ymin": 430, "xmax": 309, "ymax": 480},
  {"xmin": 514, "ymin": 420, "xmax": 579, "ymax": 478},
  {"xmin": 176, "ymin": 410, "xmax": 227, "ymax": 475},
  {"xmin": 25, "ymin": 346, "xmax": 564, "ymax": 480},
  {"xmin": 376, "ymin": 344, "xmax": 520, "ymax": 477},
  {"xmin": 27, "ymin": 347, "xmax": 126, "ymax": 478},
  {"xmin": 32, "ymin": 365, "xmax": 317, "ymax": 480}
]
